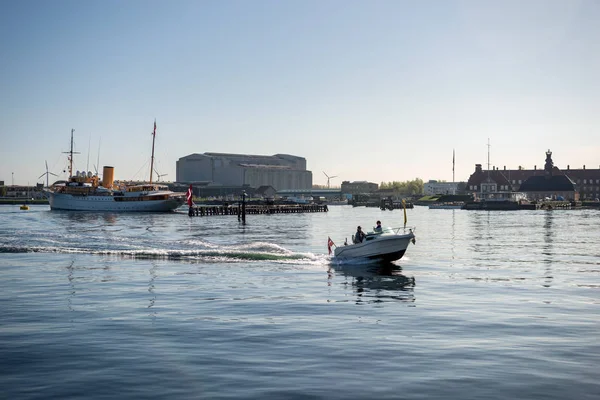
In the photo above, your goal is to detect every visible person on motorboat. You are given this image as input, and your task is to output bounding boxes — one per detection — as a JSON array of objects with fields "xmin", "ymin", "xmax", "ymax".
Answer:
[
  {"xmin": 374, "ymin": 220, "xmax": 383, "ymax": 233},
  {"xmin": 353, "ymin": 226, "xmax": 366, "ymax": 243}
]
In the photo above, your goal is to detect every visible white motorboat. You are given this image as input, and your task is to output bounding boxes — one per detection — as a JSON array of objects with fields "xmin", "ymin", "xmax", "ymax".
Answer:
[{"xmin": 332, "ymin": 227, "xmax": 416, "ymax": 262}]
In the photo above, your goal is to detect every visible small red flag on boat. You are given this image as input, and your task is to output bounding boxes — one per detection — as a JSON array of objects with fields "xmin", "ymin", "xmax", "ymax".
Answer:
[
  {"xmin": 327, "ymin": 237, "xmax": 335, "ymax": 255},
  {"xmin": 186, "ymin": 184, "xmax": 193, "ymax": 206},
  {"xmin": 152, "ymin": 119, "xmax": 156, "ymax": 136}
]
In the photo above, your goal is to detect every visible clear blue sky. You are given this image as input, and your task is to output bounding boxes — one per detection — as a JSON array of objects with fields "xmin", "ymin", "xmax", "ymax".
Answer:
[{"xmin": 1, "ymin": 0, "xmax": 598, "ymax": 186}]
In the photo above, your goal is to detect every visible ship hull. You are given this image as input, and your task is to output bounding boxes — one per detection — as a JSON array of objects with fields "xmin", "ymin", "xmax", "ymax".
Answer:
[{"xmin": 46, "ymin": 192, "xmax": 184, "ymax": 212}]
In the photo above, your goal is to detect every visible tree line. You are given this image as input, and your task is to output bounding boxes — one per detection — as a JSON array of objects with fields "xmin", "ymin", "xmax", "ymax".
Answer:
[{"xmin": 379, "ymin": 178, "xmax": 424, "ymax": 195}]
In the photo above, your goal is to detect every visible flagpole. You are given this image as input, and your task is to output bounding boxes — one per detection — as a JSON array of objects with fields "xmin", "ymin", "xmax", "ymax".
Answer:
[
  {"xmin": 453, "ymin": 149, "xmax": 455, "ymax": 194},
  {"xmin": 327, "ymin": 237, "xmax": 336, "ymax": 255},
  {"xmin": 452, "ymin": 149, "xmax": 454, "ymax": 183}
]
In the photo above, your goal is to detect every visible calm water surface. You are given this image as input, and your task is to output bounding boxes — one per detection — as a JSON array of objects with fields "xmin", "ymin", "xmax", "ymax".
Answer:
[{"xmin": 1, "ymin": 205, "xmax": 599, "ymax": 399}]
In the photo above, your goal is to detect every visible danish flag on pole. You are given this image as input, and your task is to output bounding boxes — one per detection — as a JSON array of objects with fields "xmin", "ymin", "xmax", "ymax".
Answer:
[
  {"xmin": 186, "ymin": 184, "xmax": 194, "ymax": 206},
  {"xmin": 327, "ymin": 237, "xmax": 335, "ymax": 255}
]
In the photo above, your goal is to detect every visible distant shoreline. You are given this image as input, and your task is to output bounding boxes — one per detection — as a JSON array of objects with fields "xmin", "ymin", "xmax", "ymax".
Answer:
[{"xmin": 0, "ymin": 198, "xmax": 49, "ymax": 205}]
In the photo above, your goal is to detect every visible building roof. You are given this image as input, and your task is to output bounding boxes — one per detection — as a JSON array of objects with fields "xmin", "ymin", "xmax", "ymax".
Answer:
[
  {"xmin": 255, "ymin": 185, "xmax": 276, "ymax": 195},
  {"xmin": 519, "ymin": 175, "xmax": 576, "ymax": 192},
  {"xmin": 563, "ymin": 168, "xmax": 600, "ymax": 182},
  {"xmin": 466, "ymin": 169, "xmax": 512, "ymax": 187}
]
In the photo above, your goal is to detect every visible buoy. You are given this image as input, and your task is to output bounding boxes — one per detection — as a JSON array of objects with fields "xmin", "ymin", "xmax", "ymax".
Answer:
[{"xmin": 20, "ymin": 205, "xmax": 29, "ymax": 210}]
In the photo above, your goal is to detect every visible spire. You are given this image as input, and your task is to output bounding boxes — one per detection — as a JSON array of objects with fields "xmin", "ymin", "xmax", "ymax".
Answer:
[{"xmin": 544, "ymin": 149, "xmax": 553, "ymax": 177}]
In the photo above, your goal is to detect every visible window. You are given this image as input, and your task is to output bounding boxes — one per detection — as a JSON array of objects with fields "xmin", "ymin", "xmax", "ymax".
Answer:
[
  {"xmin": 584, "ymin": 179, "xmax": 587, "ymax": 184},
  {"xmin": 518, "ymin": 180, "xmax": 522, "ymax": 184}
]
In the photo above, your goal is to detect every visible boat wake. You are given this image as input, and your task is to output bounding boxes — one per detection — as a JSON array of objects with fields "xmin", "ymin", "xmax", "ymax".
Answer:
[{"xmin": 0, "ymin": 242, "xmax": 326, "ymax": 265}]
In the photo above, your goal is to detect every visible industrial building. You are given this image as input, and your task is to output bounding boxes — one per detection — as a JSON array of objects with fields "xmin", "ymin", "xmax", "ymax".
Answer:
[
  {"xmin": 423, "ymin": 180, "xmax": 459, "ymax": 195},
  {"xmin": 176, "ymin": 153, "xmax": 312, "ymax": 190}
]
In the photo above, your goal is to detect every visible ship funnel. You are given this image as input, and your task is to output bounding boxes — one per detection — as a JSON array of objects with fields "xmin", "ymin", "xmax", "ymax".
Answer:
[{"xmin": 102, "ymin": 166, "xmax": 114, "ymax": 189}]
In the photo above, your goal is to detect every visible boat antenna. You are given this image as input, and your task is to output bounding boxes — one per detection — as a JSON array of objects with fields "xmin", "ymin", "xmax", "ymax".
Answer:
[
  {"xmin": 149, "ymin": 119, "xmax": 156, "ymax": 184},
  {"xmin": 63, "ymin": 129, "xmax": 80, "ymax": 178},
  {"xmin": 86, "ymin": 135, "xmax": 91, "ymax": 173},
  {"xmin": 96, "ymin": 137, "xmax": 101, "ymax": 176}
]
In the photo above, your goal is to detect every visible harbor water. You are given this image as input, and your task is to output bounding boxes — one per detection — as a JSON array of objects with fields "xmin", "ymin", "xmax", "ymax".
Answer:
[{"xmin": 1, "ymin": 205, "xmax": 599, "ymax": 399}]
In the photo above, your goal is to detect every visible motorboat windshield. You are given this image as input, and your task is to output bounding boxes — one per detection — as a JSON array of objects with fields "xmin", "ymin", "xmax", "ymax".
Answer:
[{"xmin": 367, "ymin": 226, "xmax": 394, "ymax": 235}]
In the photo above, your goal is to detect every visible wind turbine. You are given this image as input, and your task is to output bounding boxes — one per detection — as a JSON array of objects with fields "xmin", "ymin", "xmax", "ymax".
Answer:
[
  {"xmin": 153, "ymin": 167, "xmax": 168, "ymax": 182},
  {"xmin": 323, "ymin": 171, "xmax": 337, "ymax": 189},
  {"xmin": 39, "ymin": 160, "xmax": 58, "ymax": 187}
]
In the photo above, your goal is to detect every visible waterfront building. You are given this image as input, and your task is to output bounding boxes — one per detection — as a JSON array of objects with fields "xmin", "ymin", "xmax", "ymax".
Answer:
[
  {"xmin": 340, "ymin": 181, "xmax": 378, "ymax": 195},
  {"xmin": 423, "ymin": 180, "xmax": 459, "ymax": 195},
  {"xmin": 466, "ymin": 150, "xmax": 599, "ymax": 200},
  {"xmin": 276, "ymin": 188, "xmax": 342, "ymax": 201},
  {"xmin": 176, "ymin": 153, "xmax": 312, "ymax": 191},
  {"xmin": 0, "ymin": 184, "xmax": 45, "ymax": 199},
  {"xmin": 466, "ymin": 165, "xmax": 513, "ymax": 194},
  {"xmin": 562, "ymin": 166, "xmax": 600, "ymax": 200},
  {"xmin": 519, "ymin": 150, "xmax": 578, "ymax": 201}
]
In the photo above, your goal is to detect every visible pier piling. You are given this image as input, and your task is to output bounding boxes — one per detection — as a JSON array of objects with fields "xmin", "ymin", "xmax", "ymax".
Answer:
[{"xmin": 188, "ymin": 203, "xmax": 328, "ymax": 217}]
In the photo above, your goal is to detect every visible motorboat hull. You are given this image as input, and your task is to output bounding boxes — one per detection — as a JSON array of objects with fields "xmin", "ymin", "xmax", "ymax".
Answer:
[
  {"xmin": 334, "ymin": 231, "xmax": 415, "ymax": 262},
  {"xmin": 46, "ymin": 191, "xmax": 184, "ymax": 212}
]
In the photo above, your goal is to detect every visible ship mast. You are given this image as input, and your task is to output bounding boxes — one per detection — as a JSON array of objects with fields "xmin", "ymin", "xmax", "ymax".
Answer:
[
  {"xmin": 63, "ymin": 129, "xmax": 79, "ymax": 178},
  {"xmin": 149, "ymin": 120, "xmax": 156, "ymax": 184}
]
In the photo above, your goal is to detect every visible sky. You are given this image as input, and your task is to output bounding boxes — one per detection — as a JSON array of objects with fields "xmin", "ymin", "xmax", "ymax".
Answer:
[{"xmin": 1, "ymin": 0, "xmax": 599, "ymax": 187}]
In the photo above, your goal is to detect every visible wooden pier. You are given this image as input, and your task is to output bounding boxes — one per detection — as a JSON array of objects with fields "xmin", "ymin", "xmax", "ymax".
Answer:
[{"xmin": 188, "ymin": 203, "xmax": 328, "ymax": 217}]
